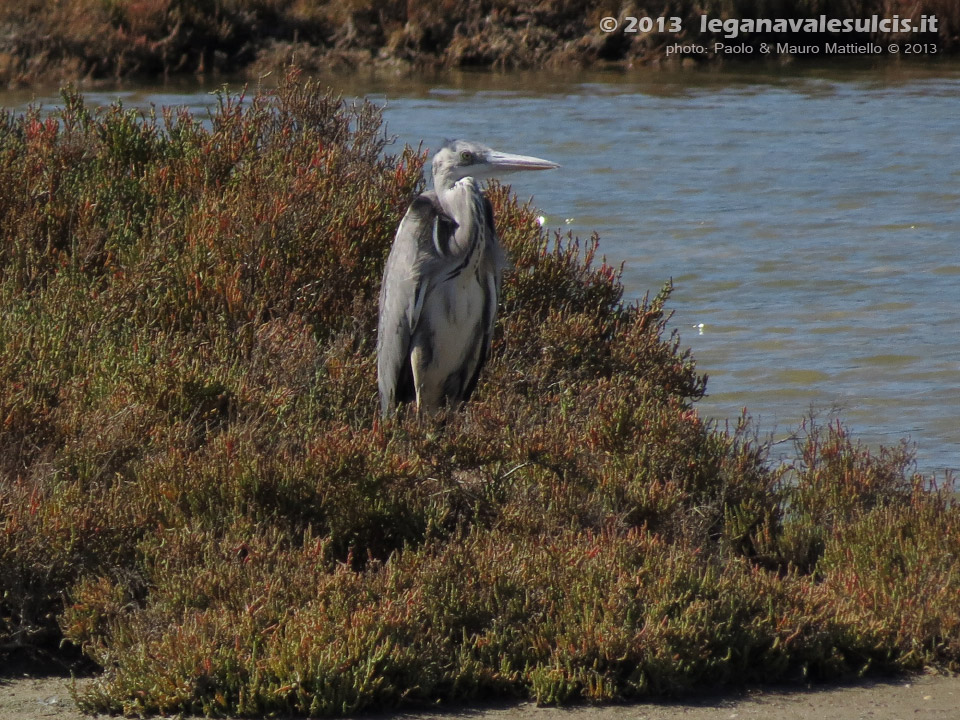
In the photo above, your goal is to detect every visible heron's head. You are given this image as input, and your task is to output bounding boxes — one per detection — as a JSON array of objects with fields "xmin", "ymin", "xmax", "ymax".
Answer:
[{"xmin": 431, "ymin": 140, "xmax": 558, "ymax": 191}]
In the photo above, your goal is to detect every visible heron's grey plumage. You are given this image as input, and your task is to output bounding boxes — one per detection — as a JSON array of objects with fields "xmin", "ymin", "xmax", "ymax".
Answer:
[{"xmin": 377, "ymin": 140, "xmax": 557, "ymax": 415}]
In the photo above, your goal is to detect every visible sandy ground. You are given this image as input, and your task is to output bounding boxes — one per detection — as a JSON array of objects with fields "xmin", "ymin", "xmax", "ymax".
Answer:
[{"xmin": 2, "ymin": 672, "xmax": 958, "ymax": 720}]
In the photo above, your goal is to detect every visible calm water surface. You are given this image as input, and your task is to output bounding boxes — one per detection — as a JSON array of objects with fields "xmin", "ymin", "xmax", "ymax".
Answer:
[{"xmin": 6, "ymin": 64, "xmax": 959, "ymax": 474}]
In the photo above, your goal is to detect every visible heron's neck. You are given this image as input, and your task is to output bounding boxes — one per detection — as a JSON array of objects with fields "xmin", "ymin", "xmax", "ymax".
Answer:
[
  {"xmin": 436, "ymin": 177, "xmax": 482, "ymax": 213},
  {"xmin": 435, "ymin": 177, "xmax": 486, "ymax": 257},
  {"xmin": 432, "ymin": 170, "xmax": 457, "ymax": 194}
]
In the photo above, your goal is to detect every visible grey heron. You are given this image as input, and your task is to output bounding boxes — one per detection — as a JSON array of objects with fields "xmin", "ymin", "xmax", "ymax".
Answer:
[{"xmin": 377, "ymin": 140, "xmax": 558, "ymax": 415}]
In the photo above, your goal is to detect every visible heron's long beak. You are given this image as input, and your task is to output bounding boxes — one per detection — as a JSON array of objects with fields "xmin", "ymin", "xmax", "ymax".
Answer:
[{"xmin": 487, "ymin": 150, "xmax": 559, "ymax": 172}]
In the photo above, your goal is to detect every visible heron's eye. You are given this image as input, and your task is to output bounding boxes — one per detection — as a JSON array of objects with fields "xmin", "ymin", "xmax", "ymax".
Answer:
[{"xmin": 459, "ymin": 150, "xmax": 473, "ymax": 163}]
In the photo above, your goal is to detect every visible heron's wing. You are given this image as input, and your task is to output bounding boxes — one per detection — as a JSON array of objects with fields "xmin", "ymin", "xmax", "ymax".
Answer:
[
  {"xmin": 460, "ymin": 194, "xmax": 502, "ymax": 403},
  {"xmin": 377, "ymin": 192, "xmax": 457, "ymax": 414}
]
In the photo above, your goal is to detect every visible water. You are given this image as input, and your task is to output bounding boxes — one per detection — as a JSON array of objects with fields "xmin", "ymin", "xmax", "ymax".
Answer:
[{"xmin": 5, "ymin": 64, "xmax": 959, "ymax": 475}]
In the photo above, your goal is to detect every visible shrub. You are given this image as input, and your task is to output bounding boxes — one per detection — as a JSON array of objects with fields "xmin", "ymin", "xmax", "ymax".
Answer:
[{"xmin": 0, "ymin": 73, "xmax": 956, "ymax": 716}]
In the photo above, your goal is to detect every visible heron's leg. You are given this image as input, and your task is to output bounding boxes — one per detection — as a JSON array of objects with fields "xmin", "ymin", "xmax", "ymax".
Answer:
[{"xmin": 411, "ymin": 344, "xmax": 444, "ymax": 413}]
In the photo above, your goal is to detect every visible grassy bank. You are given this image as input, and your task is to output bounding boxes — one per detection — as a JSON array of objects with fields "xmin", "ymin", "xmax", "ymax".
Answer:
[
  {"xmin": 1, "ymin": 74, "xmax": 958, "ymax": 716},
  {"xmin": 1, "ymin": 1, "xmax": 958, "ymax": 86}
]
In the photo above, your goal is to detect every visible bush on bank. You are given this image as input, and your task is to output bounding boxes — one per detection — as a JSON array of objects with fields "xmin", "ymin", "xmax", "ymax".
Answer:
[
  {"xmin": 0, "ymin": 73, "xmax": 958, "ymax": 716},
  {"xmin": 0, "ymin": 0, "xmax": 957, "ymax": 85}
]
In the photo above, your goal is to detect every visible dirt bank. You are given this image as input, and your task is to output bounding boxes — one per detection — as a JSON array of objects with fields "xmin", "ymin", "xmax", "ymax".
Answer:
[
  {"xmin": 1, "ymin": 1, "xmax": 957, "ymax": 87},
  {"xmin": 2, "ymin": 672, "xmax": 958, "ymax": 720}
]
